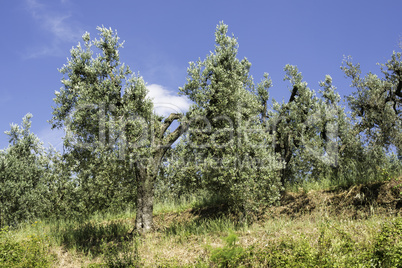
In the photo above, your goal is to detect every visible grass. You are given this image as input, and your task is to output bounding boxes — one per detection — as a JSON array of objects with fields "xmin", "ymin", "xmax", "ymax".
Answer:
[
  {"xmin": 284, "ymin": 167, "xmax": 402, "ymax": 194},
  {"xmin": 1, "ymin": 177, "xmax": 402, "ymax": 267}
]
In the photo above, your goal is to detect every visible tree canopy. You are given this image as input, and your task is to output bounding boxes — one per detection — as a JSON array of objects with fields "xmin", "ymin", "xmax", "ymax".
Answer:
[{"xmin": 0, "ymin": 22, "xmax": 401, "ymax": 232}]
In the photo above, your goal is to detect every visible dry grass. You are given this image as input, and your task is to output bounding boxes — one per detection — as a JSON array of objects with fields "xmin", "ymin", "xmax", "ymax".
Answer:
[
  {"xmin": 2, "ymin": 177, "xmax": 402, "ymax": 267},
  {"xmin": 49, "ymin": 245, "xmax": 101, "ymax": 268},
  {"xmin": 128, "ymin": 214, "xmax": 389, "ymax": 267}
]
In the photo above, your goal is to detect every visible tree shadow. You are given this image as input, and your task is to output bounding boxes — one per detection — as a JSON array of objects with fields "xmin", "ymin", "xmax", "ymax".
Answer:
[
  {"xmin": 56, "ymin": 220, "xmax": 134, "ymax": 256},
  {"xmin": 156, "ymin": 201, "xmax": 253, "ymax": 237}
]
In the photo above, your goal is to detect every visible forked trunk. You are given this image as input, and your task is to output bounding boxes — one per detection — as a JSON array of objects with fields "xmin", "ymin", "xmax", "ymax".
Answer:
[{"xmin": 133, "ymin": 113, "xmax": 186, "ymax": 234}]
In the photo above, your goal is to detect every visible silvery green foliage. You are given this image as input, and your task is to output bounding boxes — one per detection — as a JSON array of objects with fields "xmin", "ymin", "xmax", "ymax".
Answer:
[
  {"xmin": 266, "ymin": 64, "xmax": 399, "ymax": 186},
  {"xmin": 342, "ymin": 52, "xmax": 402, "ymax": 151},
  {"xmin": 50, "ymin": 27, "xmax": 153, "ymax": 215},
  {"xmin": 156, "ymin": 139, "xmax": 202, "ymax": 201},
  {"xmin": 51, "ymin": 27, "xmax": 186, "ymax": 232},
  {"xmin": 265, "ymin": 67, "xmax": 365, "ymax": 185},
  {"xmin": 312, "ymin": 75, "xmax": 370, "ymax": 182},
  {"xmin": 0, "ymin": 114, "xmax": 52, "ymax": 227},
  {"xmin": 178, "ymin": 22, "xmax": 283, "ymax": 212},
  {"xmin": 313, "ymin": 75, "xmax": 391, "ymax": 183},
  {"xmin": 267, "ymin": 65, "xmax": 322, "ymax": 184},
  {"xmin": 51, "ymin": 27, "xmax": 153, "ymax": 149},
  {"xmin": 257, "ymin": 73, "xmax": 272, "ymax": 123},
  {"xmin": 336, "ymin": 52, "xmax": 402, "ymax": 182}
]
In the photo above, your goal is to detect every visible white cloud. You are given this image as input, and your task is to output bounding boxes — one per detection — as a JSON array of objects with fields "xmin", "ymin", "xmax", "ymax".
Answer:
[
  {"xmin": 146, "ymin": 84, "xmax": 192, "ymax": 117},
  {"xmin": 23, "ymin": 0, "xmax": 84, "ymax": 58}
]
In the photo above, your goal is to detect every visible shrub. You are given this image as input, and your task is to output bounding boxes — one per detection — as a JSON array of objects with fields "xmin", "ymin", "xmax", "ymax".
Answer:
[
  {"xmin": 209, "ymin": 231, "xmax": 245, "ymax": 267},
  {"xmin": 372, "ymin": 217, "xmax": 402, "ymax": 267},
  {"xmin": 0, "ymin": 226, "xmax": 54, "ymax": 267}
]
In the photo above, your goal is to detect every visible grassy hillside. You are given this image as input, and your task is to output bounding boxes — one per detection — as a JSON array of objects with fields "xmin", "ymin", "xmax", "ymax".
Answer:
[{"xmin": 1, "ymin": 177, "xmax": 402, "ymax": 267}]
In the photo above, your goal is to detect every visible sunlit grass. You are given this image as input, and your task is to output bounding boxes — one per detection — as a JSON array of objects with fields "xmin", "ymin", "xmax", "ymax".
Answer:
[
  {"xmin": 3, "ymin": 209, "xmax": 399, "ymax": 267},
  {"xmin": 2, "ymin": 175, "xmax": 402, "ymax": 267}
]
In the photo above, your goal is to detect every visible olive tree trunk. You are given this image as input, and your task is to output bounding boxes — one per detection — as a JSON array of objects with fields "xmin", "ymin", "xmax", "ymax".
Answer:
[
  {"xmin": 134, "ymin": 113, "xmax": 187, "ymax": 234},
  {"xmin": 135, "ymin": 165, "xmax": 156, "ymax": 234}
]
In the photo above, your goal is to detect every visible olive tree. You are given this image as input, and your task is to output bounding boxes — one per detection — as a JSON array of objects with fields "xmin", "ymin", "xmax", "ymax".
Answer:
[
  {"xmin": 342, "ymin": 52, "xmax": 402, "ymax": 151},
  {"xmin": 263, "ymin": 65, "xmax": 322, "ymax": 185},
  {"xmin": 51, "ymin": 27, "xmax": 186, "ymax": 233},
  {"xmin": 178, "ymin": 22, "xmax": 283, "ymax": 213},
  {"xmin": 0, "ymin": 114, "xmax": 51, "ymax": 227}
]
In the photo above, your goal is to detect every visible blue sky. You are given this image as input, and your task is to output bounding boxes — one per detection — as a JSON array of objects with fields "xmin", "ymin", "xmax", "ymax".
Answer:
[{"xmin": 1, "ymin": 0, "xmax": 402, "ymax": 150}]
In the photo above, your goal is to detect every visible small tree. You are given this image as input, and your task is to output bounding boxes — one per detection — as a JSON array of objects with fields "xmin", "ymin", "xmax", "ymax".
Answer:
[
  {"xmin": 313, "ymin": 75, "xmax": 370, "ymax": 183},
  {"xmin": 264, "ymin": 65, "xmax": 321, "ymax": 185},
  {"xmin": 51, "ymin": 27, "xmax": 186, "ymax": 233},
  {"xmin": 0, "ymin": 114, "xmax": 51, "ymax": 227},
  {"xmin": 342, "ymin": 52, "xmax": 402, "ymax": 151},
  {"xmin": 259, "ymin": 68, "xmax": 363, "ymax": 185}
]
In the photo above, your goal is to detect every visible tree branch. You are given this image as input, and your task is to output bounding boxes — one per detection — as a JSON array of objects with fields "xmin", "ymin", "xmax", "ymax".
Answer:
[
  {"xmin": 159, "ymin": 113, "xmax": 182, "ymax": 139},
  {"xmin": 289, "ymin": 85, "xmax": 298, "ymax": 103},
  {"xmin": 396, "ymin": 79, "xmax": 402, "ymax": 98},
  {"xmin": 163, "ymin": 121, "xmax": 188, "ymax": 149},
  {"xmin": 154, "ymin": 119, "xmax": 189, "ymax": 163}
]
